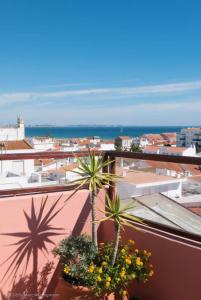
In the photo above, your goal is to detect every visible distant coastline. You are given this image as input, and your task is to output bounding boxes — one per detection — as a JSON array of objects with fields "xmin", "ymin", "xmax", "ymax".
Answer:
[
  {"xmin": 26, "ymin": 124, "xmax": 193, "ymax": 128},
  {"xmin": 25, "ymin": 125, "xmax": 189, "ymax": 139}
]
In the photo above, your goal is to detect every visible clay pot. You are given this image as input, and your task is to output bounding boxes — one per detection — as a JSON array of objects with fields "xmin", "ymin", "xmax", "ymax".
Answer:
[{"xmin": 54, "ymin": 277, "xmax": 115, "ymax": 300}]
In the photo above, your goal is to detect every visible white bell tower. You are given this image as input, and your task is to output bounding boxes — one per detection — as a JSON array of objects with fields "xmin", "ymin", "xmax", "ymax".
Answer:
[
  {"xmin": 17, "ymin": 115, "xmax": 24, "ymax": 128},
  {"xmin": 17, "ymin": 115, "xmax": 25, "ymax": 139}
]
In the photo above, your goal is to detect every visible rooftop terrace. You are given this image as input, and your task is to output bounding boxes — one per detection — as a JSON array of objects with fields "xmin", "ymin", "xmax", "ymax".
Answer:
[{"xmin": 0, "ymin": 150, "xmax": 200, "ymax": 300}]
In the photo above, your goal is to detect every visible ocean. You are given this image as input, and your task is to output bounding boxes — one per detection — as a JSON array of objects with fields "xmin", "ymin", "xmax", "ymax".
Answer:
[{"xmin": 25, "ymin": 126, "xmax": 184, "ymax": 139}]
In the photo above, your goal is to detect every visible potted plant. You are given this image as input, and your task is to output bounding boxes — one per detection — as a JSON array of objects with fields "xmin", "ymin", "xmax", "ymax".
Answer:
[
  {"xmin": 54, "ymin": 195, "xmax": 154, "ymax": 299},
  {"xmin": 53, "ymin": 234, "xmax": 98, "ymax": 299},
  {"xmin": 92, "ymin": 195, "xmax": 154, "ymax": 299},
  {"xmin": 53, "ymin": 152, "xmax": 154, "ymax": 299}
]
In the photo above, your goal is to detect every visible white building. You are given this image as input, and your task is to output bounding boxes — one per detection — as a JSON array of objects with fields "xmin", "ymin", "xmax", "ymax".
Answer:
[
  {"xmin": 99, "ymin": 140, "xmax": 115, "ymax": 151},
  {"xmin": 143, "ymin": 145, "xmax": 197, "ymax": 157},
  {"xmin": 0, "ymin": 116, "xmax": 24, "ymax": 141},
  {"xmin": 115, "ymin": 136, "xmax": 133, "ymax": 150},
  {"xmin": 60, "ymin": 141, "xmax": 79, "ymax": 152},
  {"xmin": 0, "ymin": 117, "xmax": 40, "ymax": 189},
  {"xmin": 177, "ymin": 127, "xmax": 201, "ymax": 147},
  {"xmin": 34, "ymin": 157, "xmax": 75, "ymax": 172},
  {"xmin": 140, "ymin": 133, "xmax": 176, "ymax": 147},
  {"xmin": 87, "ymin": 136, "xmax": 101, "ymax": 144},
  {"xmin": 0, "ymin": 140, "xmax": 35, "ymax": 177},
  {"xmin": 117, "ymin": 170, "xmax": 183, "ymax": 199},
  {"xmin": 29, "ymin": 137, "xmax": 55, "ymax": 151},
  {"xmin": 47, "ymin": 163, "xmax": 80, "ymax": 183}
]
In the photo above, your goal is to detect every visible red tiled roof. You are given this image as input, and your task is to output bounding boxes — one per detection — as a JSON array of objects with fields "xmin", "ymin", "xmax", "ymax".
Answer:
[
  {"xmin": 117, "ymin": 168, "xmax": 174, "ymax": 184},
  {"xmin": 35, "ymin": 159, "xmax": 55, "ymax": 166},
  {"xmin": 0, "ymin": 139, "xmax": 33, "ymax": 150},
  {"xmin": 143, "ymin": 146, "xmax": 160, "ymax": 152},
  {"xmin": 145, "ymin": 160, "xmax": 201, "ymax": 175},
  {"xmin": 142, "ymin": 133, "xmax": 176, "ymax": 143},
  {"xmin": 188, "ymin": 207, "xmax": 201, "ymax": 216},
  {"xmin": 143, "ymin": 134, "xmax": 163, "ymax": 141},
  {"xmin": 161, "ymin": 132, "xmax": 176, "ymax": 139},
  {"xmin": 48, "ymin": 163, "xmax": 78, "ymax": 174},
  {"xmin": 189, "ymin": 175, "xmax": 201, "ymax": 182},
  {"xmin": 164, "ymin": 147, "xmax": 187, "ymax": 153},
  {"xmin": 117, "ymin": 136, "xmax": 131, "ymax": 140},
  {"xmin": 183, "ymin": 127, "xmax": 201, "ymax": 131},
  {"xmin": 144, "ymin": 146, "xmax": 188, "ymax": 154},
  {"xmin": 101, "ymin": 140, "xmax": 114, "ymax": 144}
]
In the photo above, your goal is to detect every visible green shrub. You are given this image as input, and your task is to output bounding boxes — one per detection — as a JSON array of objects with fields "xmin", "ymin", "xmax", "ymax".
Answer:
[{"xmin": 53, "ymin": 234, "xmax": 97, "ymax": 286}]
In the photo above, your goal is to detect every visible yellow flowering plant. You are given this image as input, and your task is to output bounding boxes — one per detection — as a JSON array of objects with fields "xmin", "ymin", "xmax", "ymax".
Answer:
[
  {"xmin": 85, "ymin": 240, "xmax": 154, "ymax": 297},
  {"xmin": 59, "ymin": 239, "xmax": 153, "ymax": 298},
  {"xmin": 54, "ymin": 195, "xmax": 154, "ymax": 298},
  {"xmin": 89, "ymin": 194, "xmax": 154, "ymax": 298}
]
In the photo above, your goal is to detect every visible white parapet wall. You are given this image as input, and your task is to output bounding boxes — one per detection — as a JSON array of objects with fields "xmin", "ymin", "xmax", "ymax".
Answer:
[{"xmin": 117, "ymin": 179, "xmax": 183, "ymax": 200}]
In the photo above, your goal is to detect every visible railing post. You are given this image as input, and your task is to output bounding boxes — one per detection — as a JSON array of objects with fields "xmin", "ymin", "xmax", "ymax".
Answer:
[
  {"xmin": 102, "ymin": 152, "xmax": 109, "ymax": 174},
  {"xmin": 108, "ymin": 155, "xmax": 116, "ymax": 201}
]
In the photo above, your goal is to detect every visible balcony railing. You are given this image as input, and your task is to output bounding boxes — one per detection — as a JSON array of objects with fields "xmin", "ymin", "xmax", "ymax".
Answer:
[
  {"xmin": 0, "ymin": 150, "xmax": 201, "ymax": 247},
  {"xmin": 0, "ymin": 150, "xmax": 201, "ymax": 300}
]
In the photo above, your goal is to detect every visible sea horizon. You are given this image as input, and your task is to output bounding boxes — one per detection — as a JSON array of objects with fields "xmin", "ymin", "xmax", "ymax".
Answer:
[{"xmin": 25, "ymin": 125, "xmax": 192, "ymax": 140}]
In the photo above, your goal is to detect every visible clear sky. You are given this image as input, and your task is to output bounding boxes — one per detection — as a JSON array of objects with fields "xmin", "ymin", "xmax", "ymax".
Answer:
[{"xmin": 0, "ymin": 0, "xmax": 201, "ymax": 125}]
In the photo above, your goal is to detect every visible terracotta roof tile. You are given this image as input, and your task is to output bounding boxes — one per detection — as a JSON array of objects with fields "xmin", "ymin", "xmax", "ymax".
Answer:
[
  {"xmin": 117, "ymin": 136, "xmax": 131, "ymax": 140},
  {"xmin": 0, "ymin": 139, "xmax": 33, "ymax": 150},
  {"xmin": 48, "ymin": 163, "xmax": 78, "ymax": 174},
  {"xmin": 188, "ymin": 207, "xmax": 201, "ymax": 216}
]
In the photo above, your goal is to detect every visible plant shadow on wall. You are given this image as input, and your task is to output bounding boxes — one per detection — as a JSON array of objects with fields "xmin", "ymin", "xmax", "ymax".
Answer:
[
  {"xmin": 0, "ymin": 262, "xmax": 54, "ymax": 300},
  {"xmin": 0, "ymin": 195, "xmax": 65, "ymax": 298}
]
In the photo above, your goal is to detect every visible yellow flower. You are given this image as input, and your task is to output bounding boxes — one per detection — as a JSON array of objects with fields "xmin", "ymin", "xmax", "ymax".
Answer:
[
  {"xmin": 128, "ymin": 239, "xmax": 135, "ymax": 245},
  {"xmin": 131, "ymin": 273, "xmax": 136, "ymax": 279},
  {"xmin": 121, "ymin": 249, "xmax": 126, "ymax": 254},
  {"xmin": 147, "ymin": 251, "xmax": 151, "ymax": 256},
  {"xmin": 149, "ymin": 270, "xmax": 154, "ymax": 277},
  {"xmin": 88, "ymin": 265, "xmax": 95, "ymax": 273},
  {"xmin": 105, "ymin": 281, "xmax": 110, "ymax": 287},
  {"xmin": 63, "ymin": 266, "xmax": 70, "ymax": 274},
  {"xmin": 149, "ymin": 264, "xmax": 153, "ymax": 268},
  {"xmin": 122, "ymin": 290, "xmax": 127, "ymax": 297},
  {"xmin": 135, "ymin": 249, "xmax": 139, "ymax": 253},
  {"xmin": 136, "ymin": 257, "xmax": 143, "ymax": 267},
  {"xmin": 102, "ymin": 261, "xmax": 107, "ymax": 266},
  {"xmin": 120, "ymin": 271, "xmax": 126, "ymax": 278},
  {"xmin": 98, "ymin": 267, "xmax": 103, "ymax": 274},
  {"xmin": 143, "ymin": 250, "xmax": 147, "ymax": 255},
  {"xmin": 99, "ymin": 242, "xmax": 105, "ymax": 246},
  {"xmin": 106, "ymin": 276, "xmax": 111, "ymax": 282},
  {"xmin": 125, "ymin": 258, "xmax": 131, "ymax": 265},
  {"xmin": 97, "ymin": 275, "xmax": 102, "ymax": 282}
]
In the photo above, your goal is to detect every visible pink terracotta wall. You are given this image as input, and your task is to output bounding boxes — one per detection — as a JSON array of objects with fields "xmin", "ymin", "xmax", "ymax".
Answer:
[
  {"xmin": 0, "ymin": 190, "xmax": 105, "ymax": 300},
  {"xmin": 99, "ymin": 221, "xmax": 201, "ymax": 300}
]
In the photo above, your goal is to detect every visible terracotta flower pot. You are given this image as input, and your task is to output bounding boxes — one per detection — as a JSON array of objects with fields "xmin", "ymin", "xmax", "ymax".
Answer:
[{"xmin": 54, "ymin": 276, "xmax": 115, "ymax": 300}]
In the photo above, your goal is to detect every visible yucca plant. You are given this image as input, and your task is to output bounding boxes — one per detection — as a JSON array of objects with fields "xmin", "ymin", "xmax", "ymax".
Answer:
[
  {"xmin": 68, "ymin": 151, "xmax": 120, "ymax": 247},
  {"xmin": 98, "ymin": 194, "xmax": 142, "ymax": 266}
]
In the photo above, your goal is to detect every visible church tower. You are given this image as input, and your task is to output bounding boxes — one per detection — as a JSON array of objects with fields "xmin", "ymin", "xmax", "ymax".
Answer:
[
  {"xmin": 17, "ymin": 115, "xmax": 24, "ymax": 128},
  {"xmin": 17, "ymin": 115, "xmax": 25, "ymax": 140}
]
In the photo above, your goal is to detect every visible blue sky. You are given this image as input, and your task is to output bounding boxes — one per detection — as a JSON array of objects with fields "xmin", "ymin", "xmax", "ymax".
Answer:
[{"xmin": 0, "ymin": 0, "xmax": 201, "ymax": 125}]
